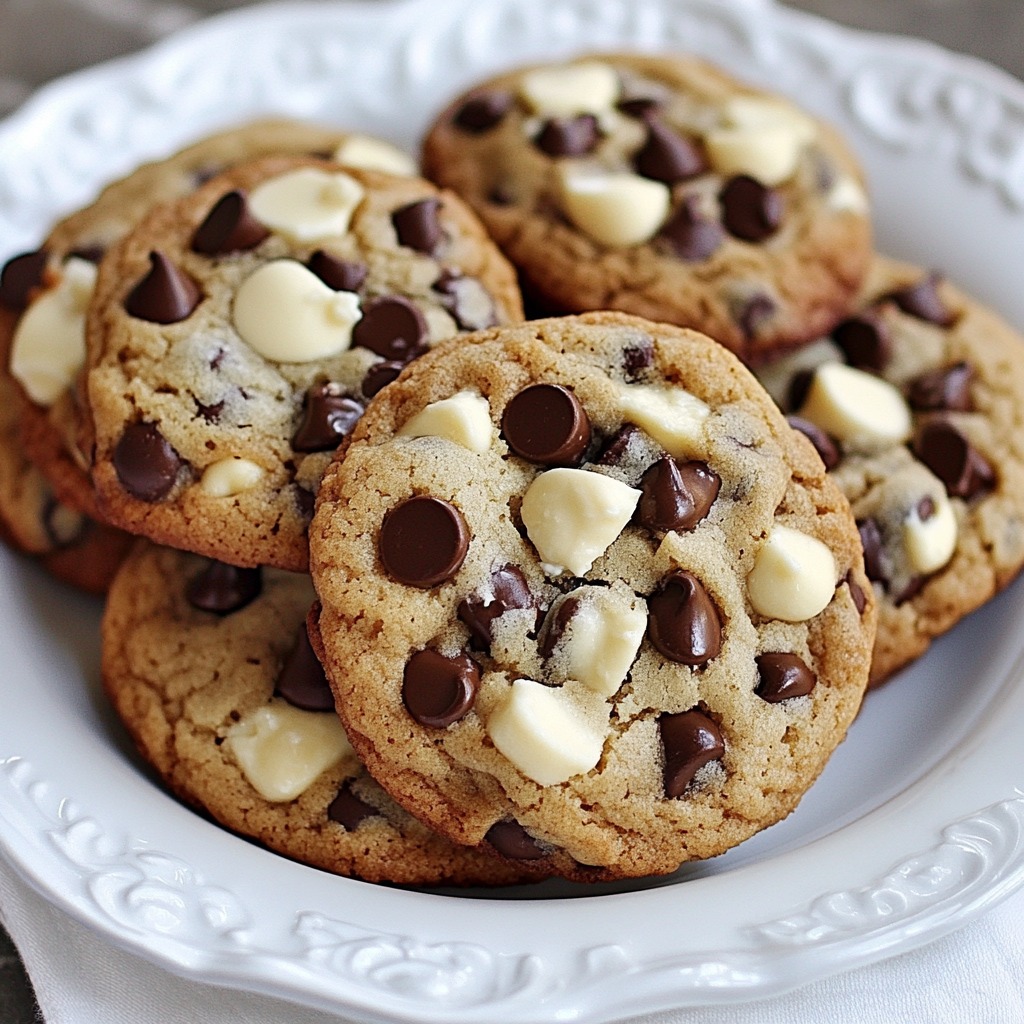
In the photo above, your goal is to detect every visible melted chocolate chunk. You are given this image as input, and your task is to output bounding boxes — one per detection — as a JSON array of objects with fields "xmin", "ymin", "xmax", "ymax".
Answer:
[
  {"xmin": 539, "ymin": 596, "xmax": 581, "ymax": 659},
  {"xmin": 0, "ymin": 249, "xmax": 48, "ymax": 309},
  {"xmin": 379, "ymin": 495, "xmax": 469, "ymax": 588},
  {"xmin": 402, "ymin": 648, "xmax": 480, "ymax": 727},
  {"xmin": 636, "ymin": 457, "xmax": 720, "ymax": 532},
  {"xmin": 888, "ymin": 273, "xmax": 957, "ymax": 327},
  {"xmin": 292, "ymin": 382, "xmax": 363, "ymax": 452},
  {"xmin": 113, "ymin": 421, "xmax": 183, "ymax": 501},
  {"xmin": 433, "ymin": 270, "xmax": 497, "ymax": 331},
  {"xmin": 275, "ymin": 624, "xmax": 335, "ymax": 711},
  {"xmin": 907, "ymin": 361, "xmax": 972, "ymax": 412},
  {"xmin": 787, "ymin": 415, "xmax": 840, "ymax": 470},
  {"xmin": 485, "ymin": 820, "xmax": 547, "ymax": 860},
  {"xmin": 622, "ymin": 337, "xmax": 654, "ymax": 380},
  {"xmin": 659, "ymin": 195, "xmax": 724, "ymax": 262},
  {"xmin": 634, "ymin": 120, "xmax": 705, "ymax": 183},
  {"xmin": 858, "ymin": 518, "xmax": 887, "ymax": 584},
  {"xmin": 361, "ymin": 360, "xmax": 404, "ymax": 398},
  {"xmin": 392, "ymin": 198, "xmax": 443, "ymax": 254},
  {"xmin": 647, "ymin": 570, "xmax": 723, "ymax": 666},
  {"xmin": 659, "ymin": 709, "xmax": 725, "ymax": 798},
  {"xmin": 185, "ymin": 560, "xmax": 262, "ymax": 614},
  {"xmin": 307, "ymin": 251, "xmax": 367, "ymax": 293},
  {"xmin": 191, "ymin": 190, "xmax": 269, "ymax": 254},
  {"xmin": 913, "ymin": 420, "xmax": 995, "ymax": 499},
  {"xmin": 454, "ymin": 90, "xmax": 513, "ymax": 133},
  {"xmin": 327, "ymin": 783, "xmax": 379, "ymax": 829},
  {"xmin": 458, "ymin": 565, "xmax": 535, "ymax": 650},
  {"xmin": 719, "ymin": 176, "xmax": 784, "ymax": 243},
  {"xmin": 351, "ymin": 296, "xmax": 428, "ymax": 362},
  {"xmin": 755, "ymin": 653, "xmax": 816, "ymax": 703},
  {"xmin": 832, "ymin": 311, "xmax": 891, "ymax": 372},
  {"xmin": 535, "ymin": 114, "xmax": 600, "ymax": 157},
  {"xmin": 124, "ymin": 251, "xmax": 201, "ymax": 323},
  {"xmin": 501, "ymin": 384, "xmax": 591, "ymax": 465}
]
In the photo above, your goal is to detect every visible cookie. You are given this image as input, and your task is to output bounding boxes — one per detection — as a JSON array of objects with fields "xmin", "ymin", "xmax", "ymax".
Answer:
[
  {"xmin": 755, "ymin": 256, "xmax": 1024, "ymax": 685},
  {"xmin": 84, "ymin": 154, "xmax": 524, "ymax": 570},
  {"xmin": 421, "ymin": 53, "xmax": 872, "ymax": 361},
  {"xmin": 310, "ymin": 312, "xmax": 875, "ymax": 881},
  {"xmin": 101, "ymin": 541, "xmax": 536, "ymax": 886}
]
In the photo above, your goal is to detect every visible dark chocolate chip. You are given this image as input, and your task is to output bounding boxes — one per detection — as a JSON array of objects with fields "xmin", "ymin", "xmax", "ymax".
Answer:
[
  {"xmin": 659, "ymin": 195, "xmax": 725, "ymax": 262},
  {"xmin": 432, "ymin": 270, "xmax": 497, "ymax": 331},
  {"xmin": 659, "ymin": 709, "xmax": 725, "ymax": 797},
  {"xmin": 485, "ymin": 820, "xmax": 547, "ymax": 860},
  {"xmin": 124, "ymin": 251, "xmax": 201, "ymax": 323},
  {"xmin": 622, "ymin": 337, "xmax": 654, "ymax": 380},
  {"xmin": 787, "ymin": 415, "xmax": 840, "ymax": 470},
  {"xmin": 844, "ymin": 570, "xmax": 868, "ymax": 615},
  {"xmin": 538, "ymin": 596, "xmax": 581, "ymax": 659},
  {"xmin": 913, "ymin": 420, "xmax": 995, "ymax": 499},
  {"xmin": 307, "ymin": 250, "xmax": 367, "ymax": 293},
  {"xmin": 454, "ymin": 90, "xmax": 513, "ymax": 133},
  {"xmin": 787, "ymin": 369, "xmax": 814, "ymax": 412},
  {"xmin": 191, "ymin": 191, "xmax": 269, "ymax": 255},
  {"xmin": 647, "ymin": 570, "xmax": 722, "ymax": 666},
  {"xmin": 379, "ymin": 495, "xmax": 470, "ymax": 588},
  {"xmin": 458, "ymin": 564, "xmax": 535, "ymax": 650},
  {"xmin": 636, "ymin": 457, "xmax": 720, "ymax": 532},
  {"xmin": 275, "ymin": 624, "xmax": 334, "ymax": 711},
  {"xmin": 832, "ymin": 311, "xmax": 891, "ymax": 372},
  {"xmin": 351, "ymin": 296, "xmax": 428, "ymax": 362},
  {"xmin": 535, "ymin": 115, "xmax": 600, "ymax": 157},
  {"xmin": 501, "ymin": 383, "xmax": 591, "ymax": 465},
  {"xmin": 737, "ymin": 293, "xmax": 776, "ymax": 341},
  {"xmin": 292, "ymin": 382, "xmax": 363, "ymax": 452},
  {"xmin": 907, "ymin": 361, "xmax": 972, "ymax": 412},
  {"xmin": 634, "ymin": 119, "xmax": 705, "ymax": 183},
  {"xmin": 195, "ymin": 399, "xmax": 224, "ymax": 424},
  {"xmin": 595, "ymin": 424, "xmax": 642, "ymax": 468},
  {"xmin": 113, "ymin": 421, "xmax": 183, "ymax": 501},
  {"xmin": 755, "ymin": 653, "xmax": 816, "ymax": 703},
  {"xmin": 327, "ymin": 783, "xmax": 378, "ymax": 829},
  {"xmin": 0, "ymin": 249, "xmax": 48, "ymax": 309},
  {"xmin": 402, "ymin": 648, "xmax": 480, "ymax": 727},
  {"xmin": 392, "ymin": 198, "xmax": 443, "ymax": 254},
  {"xmin": 888, "ymin": 272, "xmax": 957, "ymax": 327},
  {"xmin": 294, "ymin": 485, "xmax": 315, "ymax": 520},
  {"xmin": 893, "ymin": 575, "xmax": 926, "ymax": 605},
  {"xmin": 617, "ymin": 95, "xmax": 661, "ymax": 119},
  {"xmin": 361, "ymin": 360, "xmax": 404, "ymax": 398},
  {"xmin": 719, "ymin": 175, "xmax": 784, "ymax": 243},
  {"xmin": 857, "ymin": 518, "xmax": 887, "ymax": 584},
  {"xmin": 185, "ymin": 560, "xmax": 262, "ymax": 614}
]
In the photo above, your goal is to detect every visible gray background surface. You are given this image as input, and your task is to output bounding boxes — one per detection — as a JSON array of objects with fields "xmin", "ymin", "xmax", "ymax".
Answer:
[{"xmin": 1, "ymin": 0, "xmax": 1022, "ymax": 1019}]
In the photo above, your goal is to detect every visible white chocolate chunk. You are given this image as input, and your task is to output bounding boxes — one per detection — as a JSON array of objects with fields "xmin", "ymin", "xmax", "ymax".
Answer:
[
  {"xmin": 199, "ymin": 457, "xmax": 266, "ymax": 497},
  {"xmin": 521, "ymin": 468, "xmax": 641, "ymax": 577},
  {"xmin": 558, "ymin": 168, "xmax": 670, "ymax": 248},
  {"xmin": 487, "ymin": 679, "xmax": 605, "ymax": 786},
  {"xmin": 560, "ymin": 591, "xmax": 647, "ymax": 698},
  {"xmin": 903, "ymin": 494, "xmax": 957, "ymax": 575},
  {"xmin": 225, "ymin": 702, "xmax": 352, "ymax": 803},
  {"xmin": 232, "ymin": 259, "xmax": 361, "ymax": 363},
  {"xmin": 615, "ymin": 382, "xmax": 711, "ymax": 458},
  {"xmin": 397, "ymin": 390, "xmax": 493, "ymax": 453},
  {"xmin": 9, "ymin": 257, "xmax": 96, "ymax": 405},
  {"xmin": 332, "ymin": 134, "xmax": 417, "ymax": 176},
  {"xmin": 518, "ymin": 61, "xmax": 620, "ymax": 118},
  {"xmin": 797, "ymin": 363, "xmax": 912, "ymax": 453},
  {"xmin": 248, "ymin": 168, "xmax": 365, "ymax": 243},
  {"xmin": 747, "ymin": 525, "xmax": 837, "ymax": 622},
  {"xmin": 704, "ymin": 96, "xmax": 817, "ymax": 186},
  {"xmin": 826, "ymin": 176, "xmax": 870, "ymax": 214}
]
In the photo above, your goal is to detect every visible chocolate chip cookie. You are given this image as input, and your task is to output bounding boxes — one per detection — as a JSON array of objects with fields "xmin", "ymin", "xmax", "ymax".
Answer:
[
  {"xmin": 755, "ymin": 256, "xmax": 1024, "ymax": 684},
  {"xmin": 421, "ymin": 53, "xmax": 872, "ymax": 361},
  {"xmin": 310, "ymin": 312, "xmax": 875, "ymax": 881},
  {"xmin": 101, "ymin": 540, "xmax": 537, "ymax": 886},
  {"xmin": 84, "ymin": 155, "xmax": 524, "ymax": 570}
]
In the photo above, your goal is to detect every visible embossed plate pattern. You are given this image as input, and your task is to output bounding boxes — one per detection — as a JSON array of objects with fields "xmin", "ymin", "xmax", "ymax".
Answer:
[{"xmin": 2, "ymin": 0, "xmax": 1024, "ymax": 1020}]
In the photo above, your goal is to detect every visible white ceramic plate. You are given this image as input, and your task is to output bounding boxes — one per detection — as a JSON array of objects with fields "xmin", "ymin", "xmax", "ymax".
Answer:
[{"xmin": 2, "ymin": 0, "xmax": 1024, "ymax": 1020}]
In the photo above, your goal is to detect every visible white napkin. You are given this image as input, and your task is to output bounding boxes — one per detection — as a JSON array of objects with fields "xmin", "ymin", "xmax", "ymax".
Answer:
[{"xmin": 2, "ymin": 851, "xmax": 1023, "ymax": 1024}]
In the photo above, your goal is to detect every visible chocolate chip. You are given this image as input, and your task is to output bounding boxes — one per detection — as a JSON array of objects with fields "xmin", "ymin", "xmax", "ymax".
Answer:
[
  {"xmin": 719, "ymin": 176, "xmax": 784, "ymax": 243},
  {"xmin": 68, "ymin": 244, "xmax": 104, "ymax": 264},
  {"xmin": 458, "ymin": 565, "xmax": 535, "ymax": 650},
  {"xmin": 659, "ymin": 709, "xmax": 725, "ymax": 798},
  {"xmin": 185, "ymin": 560, "xmax": 262, "ymax": 614},
  {"xmin": 535, "ymin": 115, "xmax": 600, "ymax": 157},
  {"xmin": 622, "ymin": 337, "xmax": 654, "ymax": 380},
  {"xmin": 433, "ymin": 270, "xmax": 497, "ymax": 331},
  {"xmin": 124, "ymin": 251, "xmax": 201, "ymax": 324},
  {"xmin": 327, "ymin": 783, "xmax": 378, "ymax": 830},
  {"xmin": 857, "ymin": 518, "xmax": 887, "ymax": 584},
  {"xmin": 454, "ymin": 90, "xmax": 513, "ymax": 133},
  {"xmin": 501, "ymin": 383, "xmax": 591, "ymax": 465},
  {"xmin": 402, "ymin": 648, "xmax": 480, "ymax": 727},
  {"xmin": 844, "ymin": 570, "xmax": 868, "ymax": 615},
  {"xmin": 755, "ymin": 653, "xmax": 816, "ymax": 703},
  {"xmin": 292, "ymin": 382, "xmax": 363, "ymax": 452},
  {"xmin": 392, "ymin": 198, "xmax": 443, "ymax": 254},
  {"xmin": 113, "ymin": 421, "xmax": 183, "ymax": 501},
  {"xmin": 275, "ymin": 624, "xmax": 334, "ymax": 711},
  {"xmin": 191, "ymin": 191, "xmax": 269, "ymax": 255},
  {"xmin": 195, "ymin": 399, "xmax": 224, "ymax": 424},
  {"xmin": 787, "ymin": 415, "xmax": 840, "ymax": 470},
  {"xmin": 485, "ymin": 820, "xmax": 547, "ymax": 860},
  {"xmin": 647, "ymin": 570, "xmax": 722, "ymax": 666},
  {"xmin": 737, "ymin": 293, "xmax": 776, "ymax": 341},
  {"xmin": 893, "ymin": 575, "xmax": 926, "ymax": 606},
  {"xmin": 832, "ymin": 311, "xmax": 891, "ymax": 372},
  {"xmin": 351, "ymin": 296, "xmax": 428, "ymax": 362},
  {"xmin": 0, "ymin": 249, "xmax": 48, "ymax": 309},
  {"xmin": 787, "ymin": 369, "xmax": 814, "ymax": 412},
  {"xmin": 660, "ymin": 195, "xmax": 724, "ymax": 262},
  {"xmin": 617, "ymin": 95, "xmax": 661, "ymax": 119},
  {"xmin": 294, "ymin": 485, "xmax": 315, "ymax": 520},
  {"xmin": 379, "ymin": 495, "xmax": 469, "ymax": 588},
  {"xmin": 539, "ymin": 596, "xmax": 581, "ymax": 659},
  {"xmin": 887, "ymin": 272, "xmax": 956, "ymax": 327},
  {"xmin": 307, "ymin": 250, "xmax": 368, "ymax": 293},
  {"xmin": 907, "ymin": 361, "xmax": 972, "ymax": 412},
  {"xmin": 634, "ymin": 120, "xmax": 705, "ymax": 183},
  {"xmin": 361, "ymin": 360, "xmax": 404, "ymax": 398},
  {"xmin": 913, "ymin": 420, "xmax": 995, "ymax": 499},
  {"xmin": 595, "ymin": 424, "xmax": 642, "ymax": 467},
  {"xmin": 636, "ymin": 457, "xmax": 720, "ymax": 532}
]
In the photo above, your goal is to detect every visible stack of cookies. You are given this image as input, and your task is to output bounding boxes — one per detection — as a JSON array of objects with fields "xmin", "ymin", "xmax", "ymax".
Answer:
[{"xmin": 2, "ymin": 49, "xmax": 1022, "ymax": 886}]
